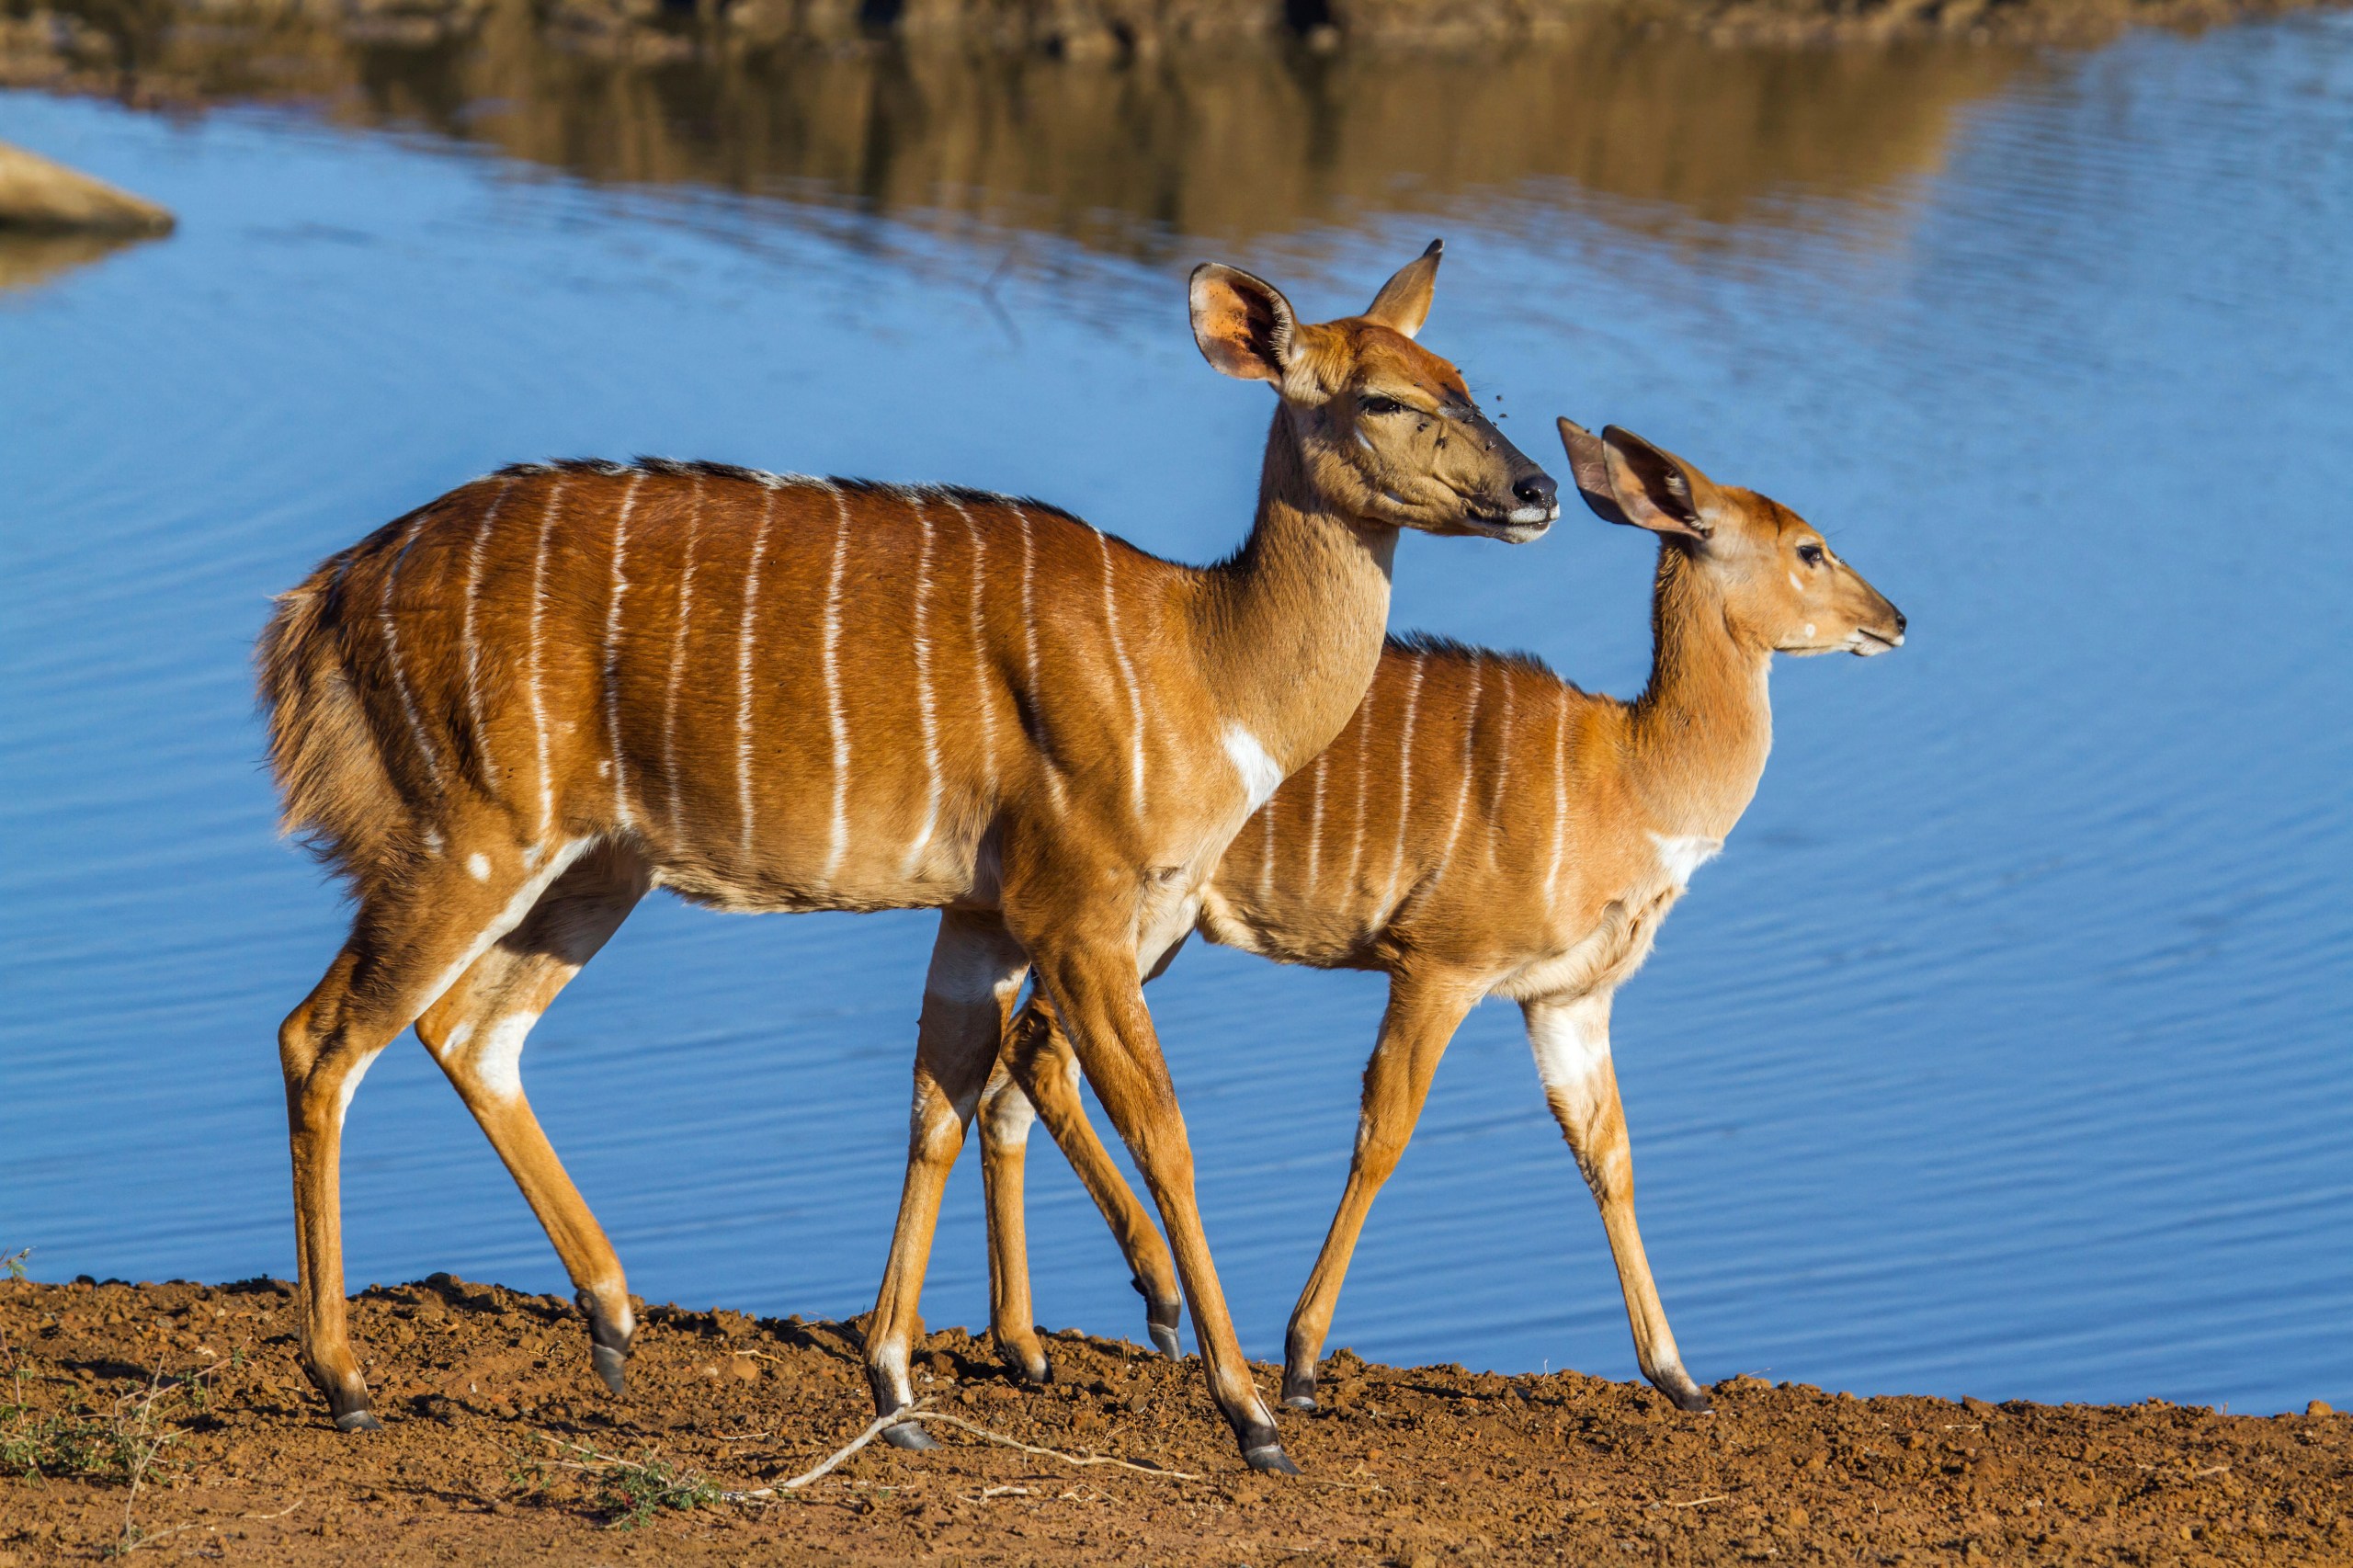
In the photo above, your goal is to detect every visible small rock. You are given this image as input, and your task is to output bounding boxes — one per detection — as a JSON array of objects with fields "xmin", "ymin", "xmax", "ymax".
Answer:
[
  {"xmin": 2309, "ymin": 1400, "xmax": 2335, "ymax": 1417},
  {"xmin": 1785, "ymin": 1506, "xmax": 1812, "ymax": 1529},
  {"xmin": 1961, "ymin": 1397, "xmax": 1995, "ymax": 1418},
  {"xmin": 725, "ymin": 1355, "xmax": 760, "ymax": 1382}
]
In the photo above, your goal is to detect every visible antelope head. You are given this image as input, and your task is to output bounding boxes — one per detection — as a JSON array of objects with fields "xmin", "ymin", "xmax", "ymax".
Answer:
[
  {"xmin": 1190, "ymin": 242, "xmax": 1559, "ymax": 543},
  {"xmin": 1558, "ymin": 418, "xmax": 1906, "ymax": 657}
]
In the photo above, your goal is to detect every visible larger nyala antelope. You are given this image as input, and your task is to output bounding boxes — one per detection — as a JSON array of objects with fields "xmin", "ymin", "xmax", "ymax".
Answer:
[
  {"xmin": 256, "ymin": 241, "xmax": 1558, "ymax": 1471},
  {"xmin": 961, "ymin": 419, "xmax": 1903, "ymax": 1415}
]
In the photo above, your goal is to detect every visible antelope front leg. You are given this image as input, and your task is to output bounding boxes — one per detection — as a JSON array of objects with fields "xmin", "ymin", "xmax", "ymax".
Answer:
[
  {"xmin": 867, "ymin": 910, "xmax": 1030, "ymax": 1449},
  {"xmin": 1029, "ymin": 938, "xmax": 1293, "ymax": 1473},
  {"xmin": 1525, "ymin": 993, "xmax": 1710, "ymax": 1413},
  {"xmin": 1282, "ymin": 974, "xmax": 1476, "ymax": 1409},
  {"xmin": 990, "ymin": 997, "xmax": 1185, "ymax": 1362}
]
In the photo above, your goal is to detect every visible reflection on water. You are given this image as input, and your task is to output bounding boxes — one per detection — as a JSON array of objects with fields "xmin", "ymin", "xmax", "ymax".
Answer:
[
  {"xmin": 5, "ymin": 15, "xmax": 2351, "ymax": 1418},
  {"xmin": 0, "ymin": 225, "xmax": 154, "ymax": 290},
  {"xmin": 9, "ymin": 0, "xmax": 2031, "ymax": 252}
]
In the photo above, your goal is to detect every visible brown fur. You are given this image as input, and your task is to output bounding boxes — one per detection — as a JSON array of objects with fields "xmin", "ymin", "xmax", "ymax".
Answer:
[
  {"xmin": 256, "ymin": 248, "xmax": 1556, "ymax": 1471},
  {"xmin": 969, "ymin": 422, "xmax": 1902, "ymax": 1414}
]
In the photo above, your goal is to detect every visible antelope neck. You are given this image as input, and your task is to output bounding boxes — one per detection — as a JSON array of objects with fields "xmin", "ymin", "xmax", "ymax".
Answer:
[
  {"xmin": 1623, "ymin": 543, "xmax": 1774, "ymax": 838},
  {"xmin": 1197, "ymin": 409, "xmax": 1399, "ymax": 774}
]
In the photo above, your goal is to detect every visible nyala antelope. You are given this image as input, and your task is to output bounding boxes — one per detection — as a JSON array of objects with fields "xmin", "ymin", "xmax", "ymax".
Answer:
[
  {"xmin": 256, "ymin": 241, "xmax": 1558, "ymax": 1471},
  {"xmin": 960, "ymin": 419, "xmax": 1903, "ymax": 1415}
]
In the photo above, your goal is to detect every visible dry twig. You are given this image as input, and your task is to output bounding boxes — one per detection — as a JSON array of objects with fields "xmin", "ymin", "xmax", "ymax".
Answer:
[{"xmin": 728, "ymin": 1405, "xmax": 1199, "ymax": 1501}]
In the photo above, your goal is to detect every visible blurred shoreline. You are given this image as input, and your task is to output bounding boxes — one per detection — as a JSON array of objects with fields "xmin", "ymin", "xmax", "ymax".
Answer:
[{"xmin": 0, "ymin": 0, "xmax": 2335, "ymax": 97}]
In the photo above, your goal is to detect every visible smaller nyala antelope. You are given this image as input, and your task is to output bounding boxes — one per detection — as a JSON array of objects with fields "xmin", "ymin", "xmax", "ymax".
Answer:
[{"xmin": 964, "ymin": 419, "xmax": 1904, "ymax": 1413}]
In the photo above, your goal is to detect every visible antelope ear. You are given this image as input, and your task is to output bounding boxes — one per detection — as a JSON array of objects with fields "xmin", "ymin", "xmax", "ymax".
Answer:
[
  {"xmin": 1600, "ymin": 426, "xmax": 1714, "ymax": 539},
  {"xmin": 1361, "ymin": 238, "xmax": 1442, "ymax": 340},
  {"xmin": 1190, "ymin": 264, "xmax": 1297, "ymax": 385},
  {"xmin": 1557, "ymin": 418, "xmax": 1633, "ymax": 528}
]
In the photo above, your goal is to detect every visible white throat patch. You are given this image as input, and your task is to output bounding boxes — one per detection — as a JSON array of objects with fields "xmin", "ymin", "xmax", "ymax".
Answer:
[
  {"xmin": 1649, "ymin": 832, "xmax": 1722, "ymax": 891},
  {"xmin": 1222, "ymin": 724, "xmax": 1285, "ymax": 812}
]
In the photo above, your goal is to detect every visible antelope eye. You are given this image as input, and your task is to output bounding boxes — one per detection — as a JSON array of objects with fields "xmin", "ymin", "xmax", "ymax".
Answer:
[
  {"xmin": 1797, "ymin": 543, "xmax": 1826, "ymax": 568},
  {"xmin": 1359, "ymin": 395, "xmax": 1409, "ymax": 417}
]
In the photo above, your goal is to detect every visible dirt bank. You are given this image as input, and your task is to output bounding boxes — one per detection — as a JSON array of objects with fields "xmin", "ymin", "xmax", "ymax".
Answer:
[{"xmin": 4, "ymin": 1276, "xmax": 2347, "ymax": 1563}]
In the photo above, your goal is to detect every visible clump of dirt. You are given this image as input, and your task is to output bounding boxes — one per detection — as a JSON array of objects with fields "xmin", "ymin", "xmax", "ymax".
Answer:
[{"xmin": 3, "ymin": 1276, "xmax": 2346, "ymax": 1563}]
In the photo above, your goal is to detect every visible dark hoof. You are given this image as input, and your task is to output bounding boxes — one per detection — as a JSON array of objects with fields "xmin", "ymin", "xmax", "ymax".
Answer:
[
  {"xmin": 334, "ymin": 1409, "xmax": 382, "ymax": 1434},
  {"xmin": 1243, "ymin": 1443, "xmax": 1301, "ymax": 1475},
  {"xmin": 1280, "ymin": 1369, "xmax": 1317, "ymax": 1411},
  {"xmin": 1653, "ymin": 1366, "xmax": 1713, "ymax": 1414},
  {"xmin": 881, "ymin": 1419, "xmax": 937, "ymax": 1451},
  {"xmin": 1020, "ymin": 1354, "xmax": 1055, "ymax": 1387},
  {"xmin": 591, "ymin": 1342, "xmax": 629, "ymax": 1396},
  {"xmin": 1143, "ymin": 1293, "xmax": 1184, "ymax": 1358},
  {"xmin": 1282, "ymin": 1392, "xmax": 1317, "ymax": 1412}
]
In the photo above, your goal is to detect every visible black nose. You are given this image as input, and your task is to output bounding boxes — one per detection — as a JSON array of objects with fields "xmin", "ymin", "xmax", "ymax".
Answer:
[
  {"xmin": 1893, "ymin": 609, "xmax": 1907, "ymax": 635},
  {"xmin": 1512, "ymin": 472, "xmax": 1557, "ymax": 509}
]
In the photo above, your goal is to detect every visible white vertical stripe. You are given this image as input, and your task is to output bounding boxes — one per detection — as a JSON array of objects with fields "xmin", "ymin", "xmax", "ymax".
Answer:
[
  {"xmin": 1381, "ymin": 654, "xmax": 1426, "ymax": 913},
  {"xmin": 1433, "ymin": 657, "xmax": 1482, "ymax": 882},
  {"xmin": 1545, "ymin": 684, "xmax": 1570, "ymax": 903},
  {"xmin": 1343, "ymin": 681, "xmax": 1374, "ymax": 896},
  {"xmin": 663, "ymin": 480, "xmax": 706, "ymax": 846},
  {"xmin": 1013, "ymin": 506, "xmax": 1064, "ymax": 809},
  {"xmin": 1487, "ymin": 669, "xmax": 1515, "ymax": 869},
  {"xmin": 821, "ymin": 483, "xmax": 853, "ymax": 881},
  {"xmin": 381, "ymin": 510, "xmax": 445, "ymax": 790},
  {"xmin": 904, "ymin": 496, "xmax": 943, "ymax": 876},
  {"xmin": 602, "ymin": 472, "xmax": 647, "ymax": 831},
  {"xmin": 460, "ymin": 478, "xmax": 514, "ymax": 784},
  {"xmin": 1256, "ymin": 792, "xmax": 1278, "ymax": 903},
  {"xmin": 1304, "ymin": 750, "xmax": 1328, "ymax": 896},
  {"xmin": 944, "ymin": 496, "xmax": 996, "ymax": 787},
  {"xmin": 1097, "ymin": 530, "xmax": 1147, "ymax": 820},
  {"xmin": 528, "ymin": 481, "xmax": 567, "ymax": 843},
  {"xmin": 735, "ymin": 487, "xmax": 777, "ymax": 858}
]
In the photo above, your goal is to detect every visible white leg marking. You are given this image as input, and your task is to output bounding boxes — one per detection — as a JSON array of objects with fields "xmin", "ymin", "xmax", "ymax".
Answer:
[
  {"xmin": 1649, "ymin": 832, "xmax": 1722, "ymax": 892},
  {"xmin": 736, "ymin": 487, "xmax": 776, "ymax": 858},
  {"xmin": 1381, "ymin": 653, "xmax": 1426, "ymax": 913},
  {"xmin": 1528, "ymin": 994, "xmax": 1611, "ymax": 1095},
  {"xmin": 821, "ymin": 483, "xmax": 853, "ymax": 881},
  {"xmin": 470, "ymin": 1008, "xmax": 541, "ymax": 1102},
  {"xmin": 1013, "ymin": 506, "xmax": 1065, "ymax": 810},
  {"xmin": 333, "ymin": 1044, "xmax": 387, "ymax": 1130},
  {"xmin": 1432, "ymin": 656, "xmax": 1482, "ymax": 883},
  {"xmin": 434, "ymin": 1019, "xmax": 474, "ymax": 1064},
  {"xmin": 946, "ymin": 496, "xmax": 997, "ymax": 788},
  {"xmin": 926, "ymin": 931, "xmax": 1023, "ymax": 1004},
  {"xmin": 1100, "ymin": 530, "xmax": 1148, "ymax": 820},
  {"xmin": 381, "ymin": 511, "xmax": 445, "ymax": 788},
  {"xmin": 663, "ymin": 479, "xmax": 706, "ymax": 847},
  {"xmin": 1525, "ymin": 993, "xmax": 1624, "ymax": 1197},
  {"xmin": 984, "ymin": 1078, "xmax": 1038, "ymax": 1148},
  {"xmin": 529, "ymin": 481, "xmax": 567, "ymax": 843},
  {"xmin": 467, "ymin": 852, "xmax": 491, "ymax": 881},
  {"xmin": 460, "ymin": 478, "xmax": 514, "ymax": 785},
  {"xmin": 904, "ymin": 497, "xmax": 942, "ymax": 876},
  {"xmin": 1544, "ymin": 684, "xmax": 1569, "ymax": 906},
  {"xmin": 417, "ymin": 839, "xmax": 594, "ymax": 1020},
  {"xmin": 602, "ymin": 473, "xmax": 647, "ymax": 831}
]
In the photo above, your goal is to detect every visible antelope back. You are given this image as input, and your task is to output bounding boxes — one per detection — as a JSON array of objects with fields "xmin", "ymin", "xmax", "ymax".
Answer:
[{"xmin": 263, "ymin": 460, "xmax": 1235, "ymax": 911}]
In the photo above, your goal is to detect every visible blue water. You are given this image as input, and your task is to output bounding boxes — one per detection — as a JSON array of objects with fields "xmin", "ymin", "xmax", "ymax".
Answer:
[{"xmin": 4, "ymin": 16, "xmax": 2348, "ymax": 1416}]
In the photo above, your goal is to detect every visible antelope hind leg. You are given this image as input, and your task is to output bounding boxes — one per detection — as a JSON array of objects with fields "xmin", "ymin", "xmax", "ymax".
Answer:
[{"xmin": 414, "ymin": 844, "xmax": 650, "ymax": 1397}]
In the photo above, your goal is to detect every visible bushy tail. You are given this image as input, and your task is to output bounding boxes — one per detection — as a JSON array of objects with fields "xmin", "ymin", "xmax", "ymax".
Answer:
[{"xmin": 256, "ymin": 553, "xmax": 407, "ymax": 895}]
